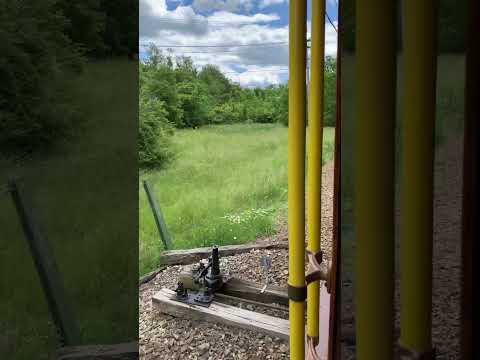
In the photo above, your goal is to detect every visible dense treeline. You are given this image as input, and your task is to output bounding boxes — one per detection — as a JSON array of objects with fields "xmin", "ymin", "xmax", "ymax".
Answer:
[
  {"xmin": 139, "ymin": 45, "xmax": 337, "ymax": 168},
  {"xmin": 0, "ymin": 0, "xmax": 136, "ymax": 155}
]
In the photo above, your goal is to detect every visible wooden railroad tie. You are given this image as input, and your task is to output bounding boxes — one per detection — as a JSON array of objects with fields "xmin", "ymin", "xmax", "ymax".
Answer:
[
  {"xmin": 158, "ymin": 241, "xmax": 288, "ymax": 266},
  {"xmin": 152, "ymin": 277, "xmax": 290, "ymax": 340}
]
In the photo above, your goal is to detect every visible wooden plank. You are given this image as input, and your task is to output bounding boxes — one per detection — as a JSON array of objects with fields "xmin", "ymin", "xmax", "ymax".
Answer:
[
  {"xmin": 152, "ymin": 288, "xmax": 289, "ymax": 340},
  {"xmin": 9, "ymin": 180, "xmax": 81, "ymax": 346},
  {"xmin": 159, "ymin": 241, "xmax": 288, "ymax": 266},
  {"xmin": 57, "ymin": 342, "xmax": 138, "ymax": 360},
  {"xmin": 219, "ymin": 277, "xmax": 289, "ymax": 307},
  {"xmin": 143, "ymin": 180, "xmax": 172, "ymax": 249}
]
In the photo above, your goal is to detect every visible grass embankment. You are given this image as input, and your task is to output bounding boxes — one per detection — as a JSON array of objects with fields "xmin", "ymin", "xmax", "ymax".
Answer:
[
  {"xmin": 0, "ymin": 59, "xmax": 137, "ymax": 359},
  {"xmin": 140, "ymin": 124, "xmax": 335, "ymax": 275}
]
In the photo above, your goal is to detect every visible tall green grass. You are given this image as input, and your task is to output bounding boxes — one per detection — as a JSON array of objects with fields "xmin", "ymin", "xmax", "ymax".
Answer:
[
  {"xmin": 139, "ymin": 124, "xmax": 335, "ymax": 275},
  {"xmin": 0, "ymin": 59, "xmax": 137, "ymax": 359}
]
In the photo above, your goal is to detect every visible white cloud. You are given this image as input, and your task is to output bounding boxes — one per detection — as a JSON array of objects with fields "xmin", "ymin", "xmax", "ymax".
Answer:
[
  {"xmin": 259, "ymin": 0, "xmax": 285, "ymax": 9},
  {"xmin": 140, "ymin": 0, "xmax": 338, "ymax": 87},
  {"xmin": 227, "ymin": 65, "xmax": 286, "ymax": 87},
  {"xmin": 141, "ymin": 0, "xmax": 168, "ymax": 16},
  {"xmin": 140, "ymin": 0, "xmax": 209, "ymax": 36},
  {"xmin": 208, "ymin": 11, "xmax": 280, "ymax": 24},
  {"xmin": 192, "ymin": 0, "xmax": 256, "ymax": 12}
]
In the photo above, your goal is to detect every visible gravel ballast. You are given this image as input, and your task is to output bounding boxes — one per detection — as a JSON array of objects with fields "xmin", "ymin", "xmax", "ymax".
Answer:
[
  {"xmin": 340, "ymin": 135, "xmax": 463, "ymax": 359},
  {"xmin": 139, "ymin": 162, "xmax": 334, "ymax": 360}
]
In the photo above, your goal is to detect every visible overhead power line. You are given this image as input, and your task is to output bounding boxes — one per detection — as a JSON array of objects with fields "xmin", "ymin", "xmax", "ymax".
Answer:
[
  {"xmin": 146, "ymin": 17, "xmax": 280, "ymax": 27},
  {"xmin": 139, "ymin": 41, "xmax": 288, "ymax": 48},
  {"xmin": 223, "ymin": 68, "xmax": 288, "ymax": 74},
  {"xmin": 326, "ymin": 12, "xmax": 338, "ymax": 33}
]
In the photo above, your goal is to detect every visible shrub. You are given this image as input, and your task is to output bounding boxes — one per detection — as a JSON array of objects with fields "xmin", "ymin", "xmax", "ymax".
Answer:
[
  {"xmin": 0, "ymin": 0, "xmax": 85, "ymax": 156},
  {"xmin": 139, "ymin": 97, "xmax": 175, "ymax": 169},
  {"xmin": 209, "ymin": 102, "xmax": 243, "ymax": 124}
]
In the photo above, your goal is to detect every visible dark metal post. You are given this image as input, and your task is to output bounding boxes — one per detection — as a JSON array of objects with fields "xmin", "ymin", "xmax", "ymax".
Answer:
[
  {"xmin": 8, "ymin": 180, "xmax": 81, "ymax": 346},
  {"xmin": 143, "ymin": 180, "xmax": 172, "ymax": 250}
]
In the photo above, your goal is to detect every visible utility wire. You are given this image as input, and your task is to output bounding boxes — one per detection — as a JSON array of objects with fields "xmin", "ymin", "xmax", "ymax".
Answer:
[
  {"xmin": 145, "ymin": 17, "xmax": 279, "ymax": 26},
  {"xmin": 326, "ymin": 12, "xmax": 338, "ymax": 33},
  {"xmin": 223, "ymin": 68, "xmax": 288, "ymax": 74},
  {"xmin": 139, "ymin": 41, "xmax": 288, "ymax": 48},
  {"xmin": 146, "ymin": 48, "xmax": 286, "ymax": 55}
]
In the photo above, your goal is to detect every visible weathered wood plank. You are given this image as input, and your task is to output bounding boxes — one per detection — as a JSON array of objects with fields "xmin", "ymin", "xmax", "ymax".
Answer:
[
  {"xmin": 152, "ymin": 288, "xmax": 289, "ymax": 340},
  {"xmin": 159, "ymin": 241, "xmax": 288, "ymax": 266},
  {"xmin": 219, "ymin": 277, "xmax": 289, "ymax": 307},
  {"xmin": 56, "ymin": 342, "xmax": 138, "ymax": 360}
]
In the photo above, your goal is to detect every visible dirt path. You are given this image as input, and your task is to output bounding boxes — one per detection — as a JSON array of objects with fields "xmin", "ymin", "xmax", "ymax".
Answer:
[{"xmin": 139, "ymin": 161, "xmax": 335, "ymax": 359}]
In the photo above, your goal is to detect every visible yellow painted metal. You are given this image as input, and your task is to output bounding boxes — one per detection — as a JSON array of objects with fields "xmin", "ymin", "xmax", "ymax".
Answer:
[
  {"xmin": 354, "ymin": 1, "xmax": 396, "ymax": 359},
  {"xmin": 400, "ymin": 0, "xmax": 437, "ymax": 353},
  {"xmin": 288, "ymin": 0, "xmax": 307, "ymax": 359},
  {"xmin": 307, "ymin": 0, "xmax": 325, "ymax": 341}
]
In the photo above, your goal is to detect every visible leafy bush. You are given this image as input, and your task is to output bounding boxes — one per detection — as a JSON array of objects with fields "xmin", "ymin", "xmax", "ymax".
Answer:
[
  {"xmin": 209, "ymin": 102, "xmax": 244, "ymax": 124},
  {"xmin": 246, "ymin": 99, "xmax": 276, "ymax": 123},
  {"xmin": 275, "ymin": 85, "xmax": 289, "ymax": 126},
  {"xmin": 139, "ymin": 97, "xmax": 175, "ymax": 169},
  {"xmin": 177, "ymin": 81, "xmax": 209, "ymax": 128},
  {"xmin": 323, "ymin": 57, "xmax": 337, "ymax": 127},
  {"xmin": 0, "ymin": 0, "xmax": 137, "ymax": 156},
  {"xmin": 0, "ymin": 0, "xmax": 85, "ymax": 155}
]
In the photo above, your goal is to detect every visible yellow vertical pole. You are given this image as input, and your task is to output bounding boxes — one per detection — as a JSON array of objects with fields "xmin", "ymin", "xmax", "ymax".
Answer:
[
  {"xmin": 400, "ymin": 0, "xmax": 437, "ymax": 355},
  {"xmin": 307, "ymin": 0, "xmax": 325, "ymax": 345},
  {"xmin": 354, "ymin": 1, "xmax": 396, "ymax": 359},
  {"xmin": 288, "ymin": 0, "xmax": 307, "ymax": 359}
]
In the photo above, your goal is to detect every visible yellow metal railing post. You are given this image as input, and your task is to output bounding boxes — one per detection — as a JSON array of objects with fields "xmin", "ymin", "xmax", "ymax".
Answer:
[
  {"xmin": 288, "ymin": 0, "xmax": 307, "ymax": 359},
  {"xmin": 354, "ymin": 1, "xmax": 396, "ymax": 359},
  {"xmin": 307, "ymin": 0, "xmax": 325, "ymax": 346},
  {"xmin": 400, "ymin": 0, "xmax": 437, "ymax": 356}
]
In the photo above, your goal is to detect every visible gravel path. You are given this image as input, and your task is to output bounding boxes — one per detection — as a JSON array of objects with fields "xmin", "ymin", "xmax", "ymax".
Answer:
[
  {"xmin": 340, "ymin": 134, "xmax": 463, "ymax": 359},
  {"xmin": 139, "ymin": 161, "xmax": 335, "ymax": 360}
]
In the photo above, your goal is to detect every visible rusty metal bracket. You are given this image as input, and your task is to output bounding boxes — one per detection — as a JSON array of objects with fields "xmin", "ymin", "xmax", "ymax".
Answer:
[{"xmin": 305, "ymin": 250, "xmax": 333, "ymax": 293}]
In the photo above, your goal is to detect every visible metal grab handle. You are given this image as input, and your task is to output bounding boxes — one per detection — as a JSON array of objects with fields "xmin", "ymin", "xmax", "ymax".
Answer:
[{"xmin": 305, "ymin": 250, "xmax": 332, "ymax": 293}]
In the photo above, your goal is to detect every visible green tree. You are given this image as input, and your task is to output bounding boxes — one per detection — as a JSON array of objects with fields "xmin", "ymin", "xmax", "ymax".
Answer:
[
  {"xmin": 324, "ymin": 56, "xmax": 336, "ymax": 127},
  {"xmin": 0, "ymin": 0, "xmax": 85, "ymax": 155},
  {"xmin": 139, "ymin": 96, "xmax": 175, "ymax": 168}
]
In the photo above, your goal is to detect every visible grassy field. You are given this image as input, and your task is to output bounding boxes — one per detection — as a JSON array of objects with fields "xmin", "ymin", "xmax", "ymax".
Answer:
[
  {"xmin": 139, "ymin": 124, "xmax": 335, "ymax": 275},
  {"xmin": 0, "ymin": 59, "xmax": 138, "ymax": 359}
]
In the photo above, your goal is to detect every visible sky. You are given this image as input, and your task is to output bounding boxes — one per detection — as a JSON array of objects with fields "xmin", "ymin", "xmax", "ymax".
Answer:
[{"xmin": 139, "ymin": 0, "xmax": 338, "ymax": 88}]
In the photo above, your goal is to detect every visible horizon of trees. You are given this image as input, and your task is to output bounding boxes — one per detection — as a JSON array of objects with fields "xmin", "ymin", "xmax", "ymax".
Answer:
[{"xmin": 139, "ymin": 45, "xmax": 337, "ymax": 169}]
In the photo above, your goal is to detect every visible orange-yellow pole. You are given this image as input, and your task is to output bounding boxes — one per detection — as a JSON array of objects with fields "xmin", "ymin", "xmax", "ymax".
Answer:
[
  {"xmin": 307, "ymin": 0, "xmax": 325, "ymax": 344},
  {"xmin": 288, "ymin": 0, "xmax": 307, "ymax": 359},
  {"xmin": 400, "ymin": 0, "xmax": 437, "ymax": 355},
  {"xmin": 354, "ymin": 1, "xmax": 396, "ymax": 359}
]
